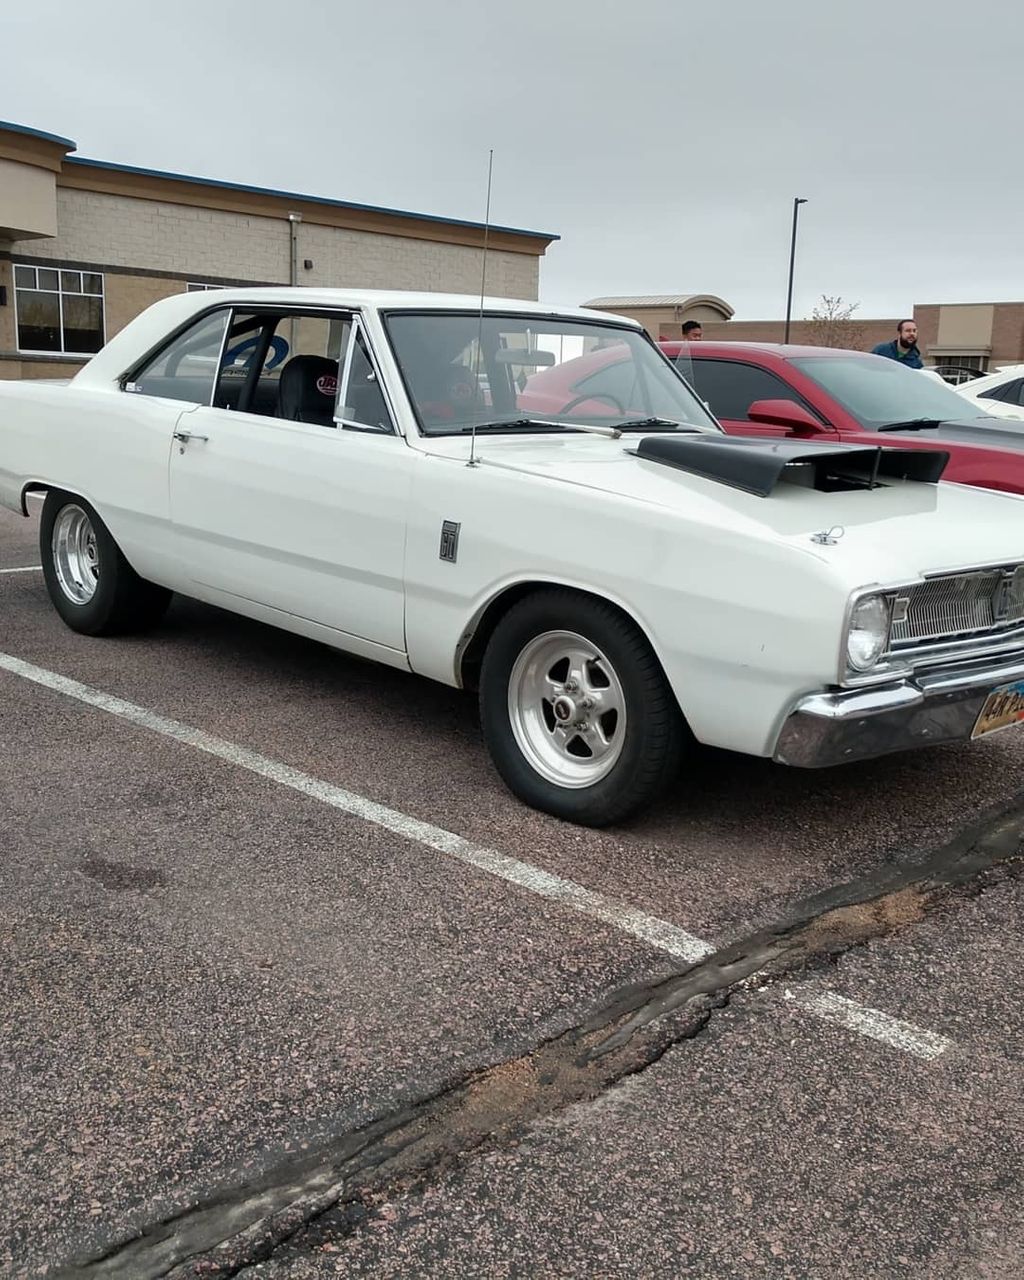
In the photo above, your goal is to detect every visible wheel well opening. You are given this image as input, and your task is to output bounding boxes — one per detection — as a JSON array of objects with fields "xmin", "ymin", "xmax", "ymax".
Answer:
[
  {"xmin": 20, "ymin": 482, "xmax": 51, "ymax": 517},
  {"xmin": 458, "ymin": 582, "xmax": 649, "ymax": 691}
]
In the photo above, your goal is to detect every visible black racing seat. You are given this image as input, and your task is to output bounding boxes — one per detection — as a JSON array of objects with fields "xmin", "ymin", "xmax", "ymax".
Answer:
[{"xmin": 277, "ymin": 355, "xmax": 339, "ymax": 427}]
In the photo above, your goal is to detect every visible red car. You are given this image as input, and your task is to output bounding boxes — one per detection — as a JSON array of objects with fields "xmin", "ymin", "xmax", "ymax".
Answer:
[
  {"xmin": 658, "ymin": 341, "xmax": 1024, "ymax": 494},
  {"xmin": 517, "ymin": 340, "xmax": 1024, "ymax": 494}
]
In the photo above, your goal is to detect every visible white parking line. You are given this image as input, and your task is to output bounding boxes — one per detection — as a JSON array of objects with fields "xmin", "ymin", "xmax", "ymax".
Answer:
[
  {"xmin": 0, "ymin": 649, "xmax": 952, "ymax": 1059},
  {"xmin": 0, "ymin": 651, "xmax": 713, "ymax": 964},
  {"xmin": 790, "ymin": 990, "xmax": 954, "ymax": 1061},
  {"xmin": 0, "ymin": 565, "xmax": 43, "ymax": 574}
]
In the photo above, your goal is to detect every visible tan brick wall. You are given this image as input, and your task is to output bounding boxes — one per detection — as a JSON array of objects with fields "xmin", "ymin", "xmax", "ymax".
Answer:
[
  {"xmin": 0, "ymin": 184, "xmax": 540, "ymax": 378},
  {"xmin": 916, "ymin": 302, "xmax": 1024, "ymax": 369},
  {"xmin": 297, "ymin": 221, "xmax": 537, "ymax": 298},
  {"xmin": 990, "ymin": 304, "xmax": 1024, "ymax": 367},
  {"xmin": 104, "ymin": 274, "xmax": 186, "ymax": 340},
  {"xmin": 604, "ymin": 306, "xmax": 675, "ymax": 337},
  {"xmin": 16, "ymin": 189, "xmax": 289, "ymax": 281},
  {"xmin": 914, "ymin": 306, "xmax": 940, "ymax": 362},
  {"xmin": 10, "ymin": 188, "xmax": 538, "ymax": 298}
]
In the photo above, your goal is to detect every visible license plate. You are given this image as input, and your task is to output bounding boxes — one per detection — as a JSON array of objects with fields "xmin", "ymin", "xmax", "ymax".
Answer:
[{"xmin": 972, "ymin": 680, "xmax": 1024, "ymax": 739}]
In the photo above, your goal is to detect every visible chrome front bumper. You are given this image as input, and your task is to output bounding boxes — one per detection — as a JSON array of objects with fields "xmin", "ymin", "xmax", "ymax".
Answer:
[{"xmin": 774, "ymin": 651, "xmax": 1024, "ymax": 768}]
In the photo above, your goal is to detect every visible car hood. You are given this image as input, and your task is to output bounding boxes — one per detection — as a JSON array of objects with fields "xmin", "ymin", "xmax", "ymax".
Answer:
[
  {"xmin": 969, "ymin": 403, "xmax": 1024, "ymax": 421},
  {"xmin": 885, "ymin": 416, "xmax": 1024, "ymax": 449},
  {"xmin": 417, "ymin": 430, "xmax": 1024, "ymax": 588}
]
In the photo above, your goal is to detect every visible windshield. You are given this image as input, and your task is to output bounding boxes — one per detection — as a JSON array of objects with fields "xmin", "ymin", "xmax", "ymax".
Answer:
[
  {"xmin": 791, "ymin": 354, "xmax": 991, "ymax": 428},
  {"xmin": 383, "ymin": 311, "xmax": 720, "ymax": 435}
]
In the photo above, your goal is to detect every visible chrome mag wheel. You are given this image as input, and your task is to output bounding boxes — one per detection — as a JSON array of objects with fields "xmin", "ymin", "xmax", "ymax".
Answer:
[
  {"xmin": 52, "ymin": 504, "xmax": 100, "ymax": 604},
  {"xmin": 507, "ymin": 629, "xmax": 627, "ymax": 788}
]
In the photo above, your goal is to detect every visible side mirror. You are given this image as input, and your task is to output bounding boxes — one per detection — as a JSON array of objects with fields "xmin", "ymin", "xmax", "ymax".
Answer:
[{"xmin": 746, "ymin": 398, "xmax": 826, "ymax": 433}]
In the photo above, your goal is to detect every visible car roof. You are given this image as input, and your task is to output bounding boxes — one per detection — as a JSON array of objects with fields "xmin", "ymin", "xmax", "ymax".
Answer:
[
  {"xmin": 959, "ymin": 364, "xmax": 1024, "ymax": 391},
  {"xmin": 658, "ymin": 340, "xmax": 870, "ymax": 360},
  {"xmin": 173, "ymin": 286, "xmax": 644, "ymax": 325},
  {"xmin": 74, "ymin": 287, "xmax": 645, "ymax": 387}
]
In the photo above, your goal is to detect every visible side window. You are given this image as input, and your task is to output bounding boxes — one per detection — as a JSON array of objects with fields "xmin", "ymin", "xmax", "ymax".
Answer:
[
  {"xmin": 214, "ymin": 312, "xmax": 269, "ymax": 410},
  {"xmin": 208, "ymin": 310, "xmax": 394, "ymax": 432},
  {"xmin": 219, "ymin": 313, "xmax": 342, "ymax": 420},
  {"xmin": 980, "ymin": 378, "xmax": 1024, "ymax": 406},
  {"xmin": 338, "ymin": 326, "xmax": 392, "ymax": 431},
  {"xmin": 686, "ymin": 359, "xmax": 821, "ymax": 422},
  {"xmin": 128, "ymin": 309, "xmax": 229, "ymax": 404}
]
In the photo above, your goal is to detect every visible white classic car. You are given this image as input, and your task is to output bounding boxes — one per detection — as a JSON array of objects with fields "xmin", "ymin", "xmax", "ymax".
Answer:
[
  {"xmin": 953, "ymin": 364, "xmax": 1024, "ymax": 422},
  {"xmin": 4, "ymin": 287, "xmax": 1024, "ymax": 826}
]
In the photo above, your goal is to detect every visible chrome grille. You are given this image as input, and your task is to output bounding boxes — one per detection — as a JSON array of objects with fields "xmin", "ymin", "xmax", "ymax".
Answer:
[{"xmin": 891, "ymin": 565, "xmax": 1024, "ymax": 647}]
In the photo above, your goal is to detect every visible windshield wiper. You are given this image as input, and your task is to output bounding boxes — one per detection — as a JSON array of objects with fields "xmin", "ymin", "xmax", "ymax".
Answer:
[
  {"xmin": 615, "ymin": 417, "xmax": 696, "ymax": 432},
  {"xmin": 875, "ymin": 418, "xmax": 946, "ymax": 432},
  {"xmin": 457, "ymin": 418, "xmax": 623, "ymax": 438}
]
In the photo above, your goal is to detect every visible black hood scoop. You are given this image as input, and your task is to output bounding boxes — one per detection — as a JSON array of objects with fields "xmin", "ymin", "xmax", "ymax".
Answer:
[{"xmin": 633, "ymin": 435, "xmax": 949, "ymax": 497}]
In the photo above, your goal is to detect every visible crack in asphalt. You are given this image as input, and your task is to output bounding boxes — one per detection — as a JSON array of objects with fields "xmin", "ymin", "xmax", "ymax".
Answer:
[{"xmin": 54, "ymin": 795, "xmax": 1024, "ymax": 1279}]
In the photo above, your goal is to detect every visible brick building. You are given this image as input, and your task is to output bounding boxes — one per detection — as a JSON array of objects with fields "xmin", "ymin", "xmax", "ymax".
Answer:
[
  {"xmin": 0, "ymin": 120, "xmax": 557, "ymax": 380},
  {"xmin": 587, "ymin": 296, "xmax": 1024, "ymax": 373},
  {"xmin": 583, "ymin": 294, "xmax": 736, "ymax": 340}
]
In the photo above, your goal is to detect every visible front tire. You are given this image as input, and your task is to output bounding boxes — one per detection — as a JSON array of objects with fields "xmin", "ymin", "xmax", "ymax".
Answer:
[
  {"xmin": 479, "ymin": 590, "xmax": 687, "ymax": 826},
  {"xmin": 40, "ymin": 491, "xmax": 171, "ymax": 636}
]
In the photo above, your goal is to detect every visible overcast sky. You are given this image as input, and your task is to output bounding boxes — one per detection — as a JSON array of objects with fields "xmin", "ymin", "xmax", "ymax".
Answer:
[{"xmin": 3, "ymin": 0, "xmax": 1020, "ymax": 319}]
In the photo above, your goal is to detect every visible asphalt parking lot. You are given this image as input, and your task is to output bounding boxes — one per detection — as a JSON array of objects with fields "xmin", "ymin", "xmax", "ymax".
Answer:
[{"xmin": 4, "ymin": 498, "xmax": 1024, "ymax": 1279}]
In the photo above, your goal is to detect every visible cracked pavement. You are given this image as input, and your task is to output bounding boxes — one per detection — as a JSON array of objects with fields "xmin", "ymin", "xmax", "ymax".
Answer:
[
  {"xmin": 249, "ymin": 877, "xmax": 1024, "ymax": 1279},
  {"xmin": 3, "ymin": 502, "xmax": 1024, "ymax": 1278}
]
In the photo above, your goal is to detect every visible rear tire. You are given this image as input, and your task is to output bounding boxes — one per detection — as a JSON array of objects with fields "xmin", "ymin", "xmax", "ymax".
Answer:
[
  {"xmin": 40, "ymin": 491, "xmax": 171, "ymax": 636},
  {"xmin": 479, "ymin": 589, "xmax": 687, "ymax": 826}
]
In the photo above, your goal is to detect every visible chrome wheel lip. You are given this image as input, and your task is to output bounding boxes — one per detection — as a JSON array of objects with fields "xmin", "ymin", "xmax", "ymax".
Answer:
[
  {"xmin": 52, "ymin": 504, "xmax": 99, "ymax": 605},
  {"xmin": 507, "ymin": 629, "xmax": 627, "ymax": 789}
]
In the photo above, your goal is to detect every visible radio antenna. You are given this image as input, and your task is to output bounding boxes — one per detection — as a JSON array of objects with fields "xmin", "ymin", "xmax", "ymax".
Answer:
[{"xmin": 468, "ymin": 148, "xmax": 494, "ymax": 468}]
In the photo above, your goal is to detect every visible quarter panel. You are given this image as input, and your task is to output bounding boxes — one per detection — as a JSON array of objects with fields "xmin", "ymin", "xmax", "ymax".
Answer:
[{"xmin": 0, "ymin": 383, "xmax": 184, "ymax": 585}]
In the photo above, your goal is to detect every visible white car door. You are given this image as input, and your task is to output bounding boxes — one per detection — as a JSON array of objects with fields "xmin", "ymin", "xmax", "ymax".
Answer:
[{"xmin": 167, "ymin": 310, "xmax": 412, "ymax": 652}]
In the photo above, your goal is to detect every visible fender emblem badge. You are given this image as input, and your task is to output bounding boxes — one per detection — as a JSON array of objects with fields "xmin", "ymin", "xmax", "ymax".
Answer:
[{"xmin": 440, "ymin": 520, "xmax": 461, "ymax": 563}]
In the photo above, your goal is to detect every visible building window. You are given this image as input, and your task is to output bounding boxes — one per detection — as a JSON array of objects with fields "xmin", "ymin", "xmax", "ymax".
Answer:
[
  {"xmin": 186, "ymin": 282, "xmax": 225, "ymax": 292},
  {"xmin": 930, "ymin": 354, "xmax": 989, "ymax": 383},
  {"xmin": 14, "ymin": 265, "xmax": 105, "ymax": 355}
]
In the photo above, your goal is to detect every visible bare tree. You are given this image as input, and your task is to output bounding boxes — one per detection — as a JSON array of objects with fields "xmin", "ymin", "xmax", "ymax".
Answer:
[{"xmin": 807, "ymin": 295, "xmax": 865, "ymax": 349}]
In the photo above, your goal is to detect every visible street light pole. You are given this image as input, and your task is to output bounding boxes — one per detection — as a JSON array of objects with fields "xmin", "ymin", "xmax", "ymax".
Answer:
[{"xmin": 784, "ymin": 197, "xmax": 808, "ymax": 345}]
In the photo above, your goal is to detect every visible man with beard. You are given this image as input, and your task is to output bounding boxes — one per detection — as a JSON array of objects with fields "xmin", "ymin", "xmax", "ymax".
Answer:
[{"xmin": 872, "ymin": 318, "xmax": 924, "ymax": 368}]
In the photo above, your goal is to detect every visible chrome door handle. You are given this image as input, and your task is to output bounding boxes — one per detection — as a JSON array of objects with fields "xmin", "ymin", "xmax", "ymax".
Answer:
[{"xmin": 173, "ymin": 429, "xmax": 210, "ymax": 454}]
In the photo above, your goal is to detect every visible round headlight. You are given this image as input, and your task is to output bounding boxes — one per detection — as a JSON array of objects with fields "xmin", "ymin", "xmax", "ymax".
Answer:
[{"xmin": 847, "ymin": 594, "xmax": 890, "ymax": 672}]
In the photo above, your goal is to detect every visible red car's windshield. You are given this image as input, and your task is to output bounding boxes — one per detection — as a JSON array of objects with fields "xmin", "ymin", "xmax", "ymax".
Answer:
[{"xmin": 791, "ymin": 355, "xmax": 991, "ymax": 429}]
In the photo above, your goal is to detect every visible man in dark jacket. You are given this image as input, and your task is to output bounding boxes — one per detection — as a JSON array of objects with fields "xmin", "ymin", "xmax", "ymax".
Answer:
[{"xmin": 872, "ymin": 319, "xmax": 924, "ymax": 369}]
